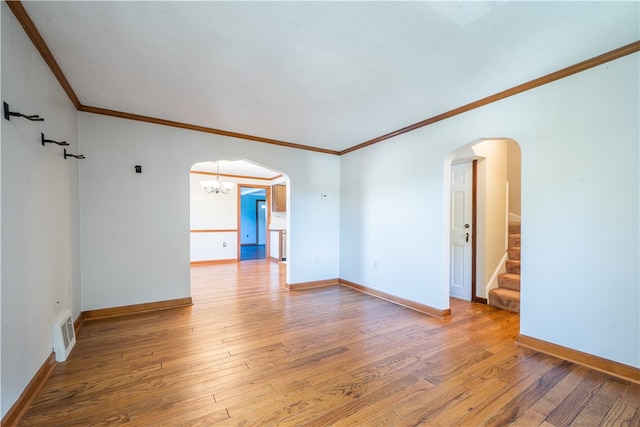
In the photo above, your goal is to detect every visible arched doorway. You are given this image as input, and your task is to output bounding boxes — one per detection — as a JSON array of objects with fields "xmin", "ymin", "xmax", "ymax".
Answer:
[
  {"xmin": 189, "ymin": 159, "xmax": 289, "ymax": 267},
  {"xmin": 445, "ymin": 139, "xmax": 521, "ymax": 312}
]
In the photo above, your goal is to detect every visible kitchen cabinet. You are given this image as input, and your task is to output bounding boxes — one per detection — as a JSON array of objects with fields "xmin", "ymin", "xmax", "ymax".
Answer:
[{"xmin": 272, "ymin": 184, "xmax": 286, "ymax": 212}]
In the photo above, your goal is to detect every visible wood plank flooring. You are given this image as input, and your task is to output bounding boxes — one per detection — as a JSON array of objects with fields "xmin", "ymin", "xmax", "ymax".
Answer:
[{"xmin": 19, "ymin": 261, "xmax": 640, "ymax": 426}]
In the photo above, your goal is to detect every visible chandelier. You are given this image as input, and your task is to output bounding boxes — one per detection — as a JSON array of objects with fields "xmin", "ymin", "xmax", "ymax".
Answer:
[{"xmin": 201, "ymin": 162, "xmax": 234, "ymax": 194}]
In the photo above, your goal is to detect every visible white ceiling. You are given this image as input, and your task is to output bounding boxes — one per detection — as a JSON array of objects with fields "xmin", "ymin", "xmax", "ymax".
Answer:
[{"xmin": 21, "ymin": 1, "xmax": 639, "ymax": 153}]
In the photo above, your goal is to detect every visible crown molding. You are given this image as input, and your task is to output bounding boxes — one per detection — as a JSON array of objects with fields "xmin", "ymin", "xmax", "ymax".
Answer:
[
  {"xmin": 6, "ymin": 0, "xmax": 81, "ymax": 109},
  {"xmin": 190, "ymin": 170, "xmax": 283, "ymax": 181},
  {"xmin": 339, "ymin": 40, "xmax": 640, "ymax": 155},
  {"xmin": 78, "ymin": 105, "xmax": 340, "ymax": 155},
  {"xmin": 8, "ymin": 1, "xmax": 639, "ymax": 157},
  {"xmin": 6, "ymin": 0, "xmax": 338, "ymax": 156}
]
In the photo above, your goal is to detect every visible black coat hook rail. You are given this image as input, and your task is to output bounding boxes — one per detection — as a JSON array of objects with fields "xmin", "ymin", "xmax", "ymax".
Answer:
[
  {"xmin": 64, "ymin": 149, "xmax": 85, "ymax": 160},
  {"xmin": 41, "ymin": 133, "xmax": 69, "ymax": 146},
  {"xmin": 4, "ymin": 102, "xmax": 44, "ymax": 122}
]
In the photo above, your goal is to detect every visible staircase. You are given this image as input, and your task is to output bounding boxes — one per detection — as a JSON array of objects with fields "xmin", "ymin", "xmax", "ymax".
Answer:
[{"xmin": 489, "ymin": 222, "xmax": 521, "ymax": 312}]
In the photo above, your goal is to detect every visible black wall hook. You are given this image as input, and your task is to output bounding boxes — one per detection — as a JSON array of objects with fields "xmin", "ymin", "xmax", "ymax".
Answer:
[
  {"xmin": 64, "ymin": 149, "xmax": 85, "ymax": 160},
  {"xmin": 4, "ymin": 102, "xmax": 44, "ymax": 122},
  {"xmin": 41, "ymin": 133, "xmax": 69, "ymax": 146}
]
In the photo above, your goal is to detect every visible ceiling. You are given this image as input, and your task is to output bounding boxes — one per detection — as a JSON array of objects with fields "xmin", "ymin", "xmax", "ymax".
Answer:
[
  {"xmin": 19, "ymin": 1, "xmax": 640, "ymax": 153},
  {"xmin": 191, "ymin": 159, "xmax": 283, "ymax": 181}
]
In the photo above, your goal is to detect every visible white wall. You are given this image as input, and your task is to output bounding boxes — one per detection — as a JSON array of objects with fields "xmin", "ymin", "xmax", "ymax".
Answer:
[
  {"xmin": 1, "ymin": 3, "xmax": 81, "ymax": 416},
  {"xmin": 449, "ymin": 138, "xmax": 520, "ymax": 299},
  {"xmin": 78, "ymin": 113, "xmax": 340, "ymax": 310},
  {"xmin": 341, "ymin": 53, "xmax": 639, "ymax": 368},
  {"xmin": 190, "ymin": 173, "xmax": 238, "ymax": 230},
  {"xmin": 190, "ymin": 173, "xmax": 284, "ymax": 262},
  {"xmin": 473, "ymin": 139, "xmax": 509, "ymax": 298},
  {"xmin": 190, "ymin": 172, "xmax": 239, "ymax": 262},
  {"xmin": 269, "ymin": 230, "xmax": 281, "ymax": 260},
  {"xmin": 507, "ymin": 140, "xmax": 522, "ymax": 216},
  {"xmin": 2, "ymin": 5, "xmax": 637, "ymax": 416},
  {"xmin": 270, "ymin": 210, "xmax": 287, "ymax": 230},
  {"xmin": 191, "ymin": 232, "xmax": 237, "ymax": 262}
]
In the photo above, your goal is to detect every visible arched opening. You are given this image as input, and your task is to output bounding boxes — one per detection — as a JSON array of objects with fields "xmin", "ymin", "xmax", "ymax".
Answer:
[
  {"xmin": 189, "ymin": 159, "xmax": 290, "ymax": 287},
  {"xmin": 444, "ymin": 138, "xmax": 521, "ymax": 313}
]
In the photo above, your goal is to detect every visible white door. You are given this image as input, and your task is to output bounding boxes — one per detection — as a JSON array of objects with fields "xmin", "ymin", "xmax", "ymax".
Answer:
[{"xmin": 450, "ymin": 163, "xmax": 473, "ymax": 300}]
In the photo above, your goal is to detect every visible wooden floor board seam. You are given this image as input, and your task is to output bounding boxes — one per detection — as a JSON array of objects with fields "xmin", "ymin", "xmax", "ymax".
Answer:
[{"xmin": 13, "ymin": 261, "xmax": 640, "ymax": 426}]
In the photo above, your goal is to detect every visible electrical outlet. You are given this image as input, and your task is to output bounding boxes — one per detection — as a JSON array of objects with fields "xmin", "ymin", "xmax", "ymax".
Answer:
[
  {"xmin": 373, "ymin": 261, "xmax": 378, "ymax": 269},
  {"xmin": 315, "ymin": 256, "xmax": 320, "ymax": 263}
]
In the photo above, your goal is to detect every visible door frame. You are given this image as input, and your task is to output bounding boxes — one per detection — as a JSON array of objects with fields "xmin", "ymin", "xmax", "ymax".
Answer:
[
  {"xmin": 470, "ymin": 159, "xmax": 477, "ymax": 302},
  {"xmin": 237, "ymin": 184, "xmax": 271, "ymax": 260},
  {"xmin": 446, "ymin": 138, "xmax": 521, "ymax": 308}
]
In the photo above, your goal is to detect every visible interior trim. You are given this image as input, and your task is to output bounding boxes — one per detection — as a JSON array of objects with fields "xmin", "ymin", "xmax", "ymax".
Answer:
[
  {"xmin": 7, "ymin": 1, "xmax": 337, "ymax": 155},
  {"xmin": 73, "ymin": 311, "xmax": 85, "ymax": 335},
  {"xmin": 339, "ymin": 40, "xmax": 640, "ymax": 155},
  {"xmin": 83, "ymin": 297, "xmax": 193, "ymax": 321},
  {"xmin": 1, "ymin": 352, "xmax": 57, "ymax": 427},
  {"xmin": 285, "ymin": 278, "xmax": 339, "ymax": 291},
  {"xmin": 190, "ymin": 170, "xmax": 283, "ymax": 181},
  {"xmin": 190, "ymin": 229, "xmax": 237, "ymax": 233},
  {"xmin": 78, "ymin": 105, "xmax": 340, "ymax": 155},
  {"xmin": 339, "ymin": 278, "xmax": 451, "ymax": 319},
  {"xmin": 285, "ymin": 277, "xmax": 453, "ymax": 319},
  {"xmin": 5, "ymin": 1, "xmax": 81, "ymax": 109},
  {"xmin": 190, "ymin": 259, "xmax": 237, "ymax": 266},
  {"xmin": 7, "ymin": 2, "xmax": 638, "ymax": 156},
  {"xmin": 471, "ymin": 159, "xmax": 478, "ymax": 302},
  {"xmin": 518, "ymin": 334, "xmax": 640, "ymax": 385}
]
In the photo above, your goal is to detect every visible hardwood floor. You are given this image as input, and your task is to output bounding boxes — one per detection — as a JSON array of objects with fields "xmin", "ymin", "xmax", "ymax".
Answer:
[{"xmin": 19, "ymin": 261, "xmax": 639, "ymax": 426}]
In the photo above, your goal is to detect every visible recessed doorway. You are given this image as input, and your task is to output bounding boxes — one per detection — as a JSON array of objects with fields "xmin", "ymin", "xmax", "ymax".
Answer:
[{"xmin": 239, "ymin": 186, "xmax": 269, "ymax": 261}]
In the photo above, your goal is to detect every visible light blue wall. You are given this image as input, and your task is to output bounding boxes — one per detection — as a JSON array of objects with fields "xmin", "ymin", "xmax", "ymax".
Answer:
[{"xmin": 240, "ymin": 191, "xmax": 266, "ymax": 245}]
